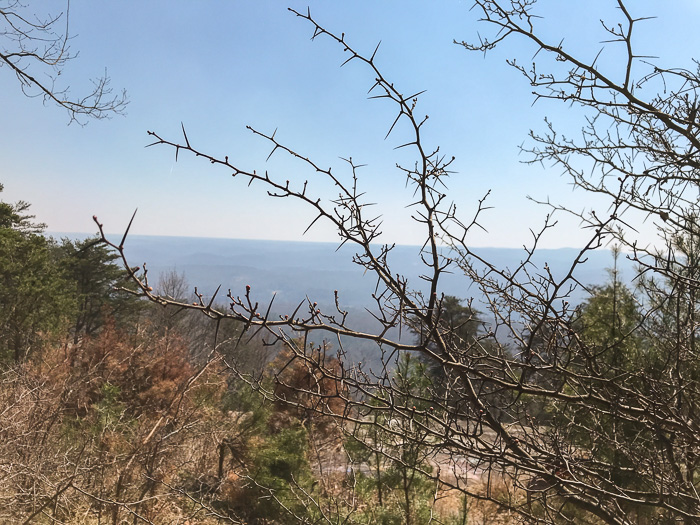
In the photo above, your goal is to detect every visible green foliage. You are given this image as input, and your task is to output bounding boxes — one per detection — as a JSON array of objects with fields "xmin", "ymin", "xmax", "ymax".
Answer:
[
  {"xmin": 0, "ymin": 187, "xmax": 74, "ymax": 362},
  {"xmin": 235, "ymin": 422, "xmax": 317, "ymax": 523},
  {"xmin": 553, "ymin": 249, "xmax": 655, "ymax": 503},
  {"xmin": 253, "ymin": 425, "xmax": 310, "ymax": 485},
  {"xmin": 578, "ymin": 248, "xmax": 644, "ymax": 370},
  {"xmin": 634, "ymin": 223, "xmax": 700, "ymax": 520},
  {"xmin": 58, "ymin": 237, "xmax": 143, "ymax": 341},
  {"xmin": 347, "ymin": 354, "xmax": 437, "ymax": 525},
  {"xmin": 437, "ymin": 295, "xmax": 482, "ymax": 347},
  {"xmin": 394, "ymin": 353, "xmax": 433, "ymax": 409},
  {"xmin": 0, "ymin": 186, "xmax": 146, "ymax": 363},
  {"xmin": 0, "ymin": 183, "xmax": 45, "ymax": 234},
  {"xmin": 94, "ymin": 382, "xmax": 128, "ymax": 434},
  {"xmin": 413, "ymin": 295, "xmax": 482, "ymax": 380}
]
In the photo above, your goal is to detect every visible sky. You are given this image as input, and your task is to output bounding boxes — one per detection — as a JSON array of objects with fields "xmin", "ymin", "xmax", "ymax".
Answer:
[{"xmin": 2, "ymin": 1, "xmax": 699, "ymax": 249}]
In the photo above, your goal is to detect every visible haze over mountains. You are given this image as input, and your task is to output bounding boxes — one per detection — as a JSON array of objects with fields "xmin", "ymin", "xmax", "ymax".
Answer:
[
  {"xmin": 54, "ymin": 233, "xmax": 633, "ymax": 311},
  {"xmin": 50, "ymin": 233, "xmax": 637, "ymax": 365}
]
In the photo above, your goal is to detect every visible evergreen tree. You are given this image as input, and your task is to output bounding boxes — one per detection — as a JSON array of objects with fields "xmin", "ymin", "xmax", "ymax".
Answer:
[
  {"xmin": 0, "ymin": 184, "xmax": 73, "ymax": 362},
  {"xmin": 412, "ymin": 295, "xmax": 482, "ymax": 382},
  {"xmin": 578, "ymin": 246, "xmax": 644, "ymax": 372},
  {"xmin": 58, "ymin": 236, "xmax": 142, "ymax": 342}
]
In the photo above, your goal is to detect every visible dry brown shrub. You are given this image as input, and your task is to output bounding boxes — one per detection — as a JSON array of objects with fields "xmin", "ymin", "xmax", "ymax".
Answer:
[
  {"xmin": 269, "ymin": 343, "xmax": 348, "ymax": 436},
  {"xmin": 0, "ymin": 323, "xmax": 237, "ymax": 524}
]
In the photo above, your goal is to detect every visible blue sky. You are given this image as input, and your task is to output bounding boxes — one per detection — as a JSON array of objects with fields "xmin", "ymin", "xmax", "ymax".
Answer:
[{"xmin": 2, "ymin": 1, "xmax": 697, "ymax": 248}]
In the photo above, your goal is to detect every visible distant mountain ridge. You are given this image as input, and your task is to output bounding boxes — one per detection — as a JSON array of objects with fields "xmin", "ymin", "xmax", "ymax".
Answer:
[
  {"xmin": 50, "ymin": 233, "xmax": 634, "ymax": 312},
  {"xmin": 49, "ymin": 233, "xmax": 637, "ymax": 365}
]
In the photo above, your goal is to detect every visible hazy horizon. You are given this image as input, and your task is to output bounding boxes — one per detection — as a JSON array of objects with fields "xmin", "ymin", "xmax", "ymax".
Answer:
[
  {"xmin": 45, "ymin": 230, "xmax": 621, "ymax": 252},
  {"xmin": 47, "ymin": 232, "xmax": 630, "ymax": 308}
]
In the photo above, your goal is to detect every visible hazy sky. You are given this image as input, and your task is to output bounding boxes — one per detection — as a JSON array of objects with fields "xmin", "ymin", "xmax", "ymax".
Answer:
[{"xmin": 2, "ymin": 1, "xmax": 698, "ymax": 248}]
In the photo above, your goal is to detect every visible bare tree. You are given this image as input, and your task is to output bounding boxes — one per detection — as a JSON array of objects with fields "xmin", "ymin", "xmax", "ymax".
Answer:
[
  {"xmin": 98, "ymin": 2, "xmax": 700, "ymax": 523},
  {"xmin": 0, "ymin": 1, "xmax": 126, "ymax": 123}
]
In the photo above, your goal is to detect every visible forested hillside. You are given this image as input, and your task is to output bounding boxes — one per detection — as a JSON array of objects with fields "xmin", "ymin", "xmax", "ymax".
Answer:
[{"xmin": 87, "ymin": 235, "xmax": 631, "ymax": 311}]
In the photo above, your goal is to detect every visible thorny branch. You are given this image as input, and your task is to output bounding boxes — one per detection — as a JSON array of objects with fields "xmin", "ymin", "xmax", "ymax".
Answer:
[{"xmin": 98, "ymin": 2, "xmax": 700, "ymax": 523}]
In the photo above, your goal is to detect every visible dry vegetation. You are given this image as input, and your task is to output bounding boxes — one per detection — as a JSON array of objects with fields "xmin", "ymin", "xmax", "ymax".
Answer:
[{"xmin": 5, "ymin": 0, "xmax": 700, "ymax": 523}]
